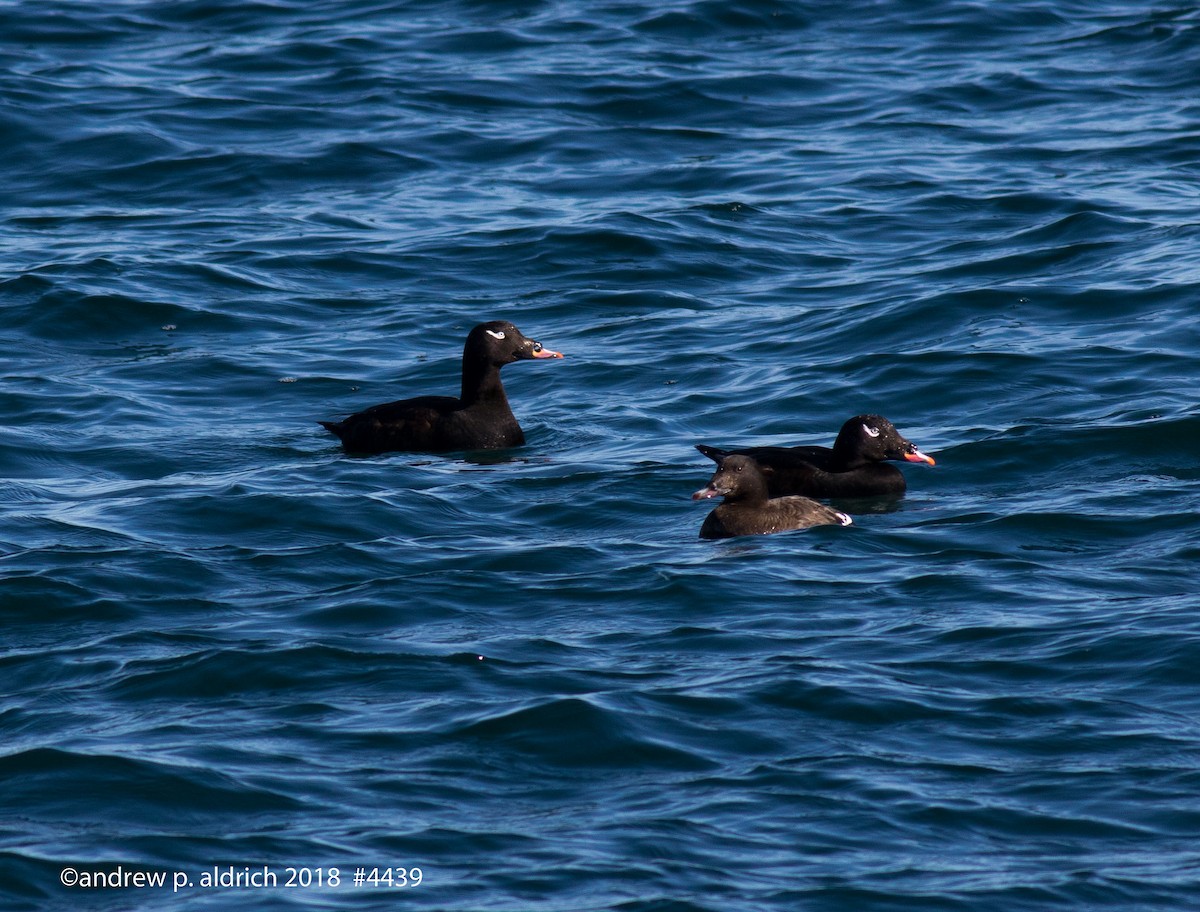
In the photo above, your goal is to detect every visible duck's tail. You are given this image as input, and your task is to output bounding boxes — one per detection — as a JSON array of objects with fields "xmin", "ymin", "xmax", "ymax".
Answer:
[
  {"xmin": 319, "ymin": 420, "xmax": 346, "ymax": 440},
  {"xmin": 695, "ymin": 444, "xmax": 728, "ymax": 463}
]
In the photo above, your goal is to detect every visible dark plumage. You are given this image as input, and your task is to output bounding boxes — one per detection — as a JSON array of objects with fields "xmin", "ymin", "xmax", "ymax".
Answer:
[
  {"xmin": 696, "ymin": 414, "xmax": 935, "ymax": 499},
  {"xmin": 320, "ymin": 320, "xmax": 563, "ymax": 454},
  {"xmin": 692, "ymin": 454, "xmax": 852, "ymax": 540}
]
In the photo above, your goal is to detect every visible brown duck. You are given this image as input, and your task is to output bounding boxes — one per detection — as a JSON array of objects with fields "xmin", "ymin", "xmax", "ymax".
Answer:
[{"xmin": 693, "ymin": 454, "xmax": 852, "ymax": 540}]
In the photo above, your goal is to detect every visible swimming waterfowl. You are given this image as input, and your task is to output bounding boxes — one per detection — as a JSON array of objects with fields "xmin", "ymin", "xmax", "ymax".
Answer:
[
  {"xmin": 696, "ymin": 414, "xmax": 934, "ymax": 498},
  {"xmin": 693, "ymin": 454, "xmax": 852, "ymax": 539},
  {"xmin": 320, "ymin": 320, "xmax": 563, "ymax": 454}
]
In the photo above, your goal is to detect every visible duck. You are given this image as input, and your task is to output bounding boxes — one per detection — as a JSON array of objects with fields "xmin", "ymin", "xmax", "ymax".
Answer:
[
  {"xmin": 693, "ymin": 454, "xmax": 852, "ymax": 539},
  {"xmin": 696, "ymin": 414, "xmax": 934, "ymax": 499},
  {"xmin": 320, "ymin": 320, "xmax": 563, "ymax": 454}
]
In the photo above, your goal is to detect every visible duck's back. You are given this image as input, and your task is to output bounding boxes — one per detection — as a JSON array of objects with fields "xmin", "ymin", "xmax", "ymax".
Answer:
[
  {"xmin": 696, "ymin": 444, "xmax": 905, "ymax": 498},
  {"xmin": 753, "ymin": 451, "xmax": 905, "ymax": 498},
  {"xmin": 701, "ymin": 495, "xmax": 851, "ymax": 539},
  {"xmin": 322, "ymin": 395, "xmax": 524, "ymax": 454}
]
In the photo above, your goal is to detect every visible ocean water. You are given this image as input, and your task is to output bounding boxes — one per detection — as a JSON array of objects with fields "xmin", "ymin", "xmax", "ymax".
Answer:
[{"xmin": 3, "ymin": 1, "xmax": 1200, "ymax": 909}]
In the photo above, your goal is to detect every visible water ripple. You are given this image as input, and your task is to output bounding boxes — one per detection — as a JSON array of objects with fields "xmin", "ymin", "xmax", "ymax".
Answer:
[{"xmin": 3, "ymin": 1, "xmax": 1200, "ymax": 910}]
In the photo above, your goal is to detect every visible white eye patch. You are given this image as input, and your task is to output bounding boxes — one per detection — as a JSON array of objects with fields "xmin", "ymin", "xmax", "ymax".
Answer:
[
  {"xmin": 486, "ymin": 329, "xmax": 506, "ymax": 340},
  {"xmin": 863, "ymin": 424, "xmax": 880, "ymax": 438}
]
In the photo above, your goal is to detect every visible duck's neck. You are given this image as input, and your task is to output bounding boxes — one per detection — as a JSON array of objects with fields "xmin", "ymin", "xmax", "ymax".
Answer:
[
  {"xmin": 461, "ymin": 358, "xmax": 509, "ymax": 408},
  {"xmin": 830, "ymin": 435, "xmax": 864, "ymax": 470}
]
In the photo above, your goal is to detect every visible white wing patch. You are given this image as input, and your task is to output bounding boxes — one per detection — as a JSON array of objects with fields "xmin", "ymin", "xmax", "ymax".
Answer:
[
  {"xmin": 863, "ymin": 424, "xmax": 880, "ymax": 438},
  {"xmin": 486, "ymin": 329, "xmax": 506, "ymax": 340}
]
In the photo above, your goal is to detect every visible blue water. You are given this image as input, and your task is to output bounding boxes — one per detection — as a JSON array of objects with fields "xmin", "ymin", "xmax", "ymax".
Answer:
[{"xmin": 3, "ymin": 1, "xmax": 1200, "ymax": 909}]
